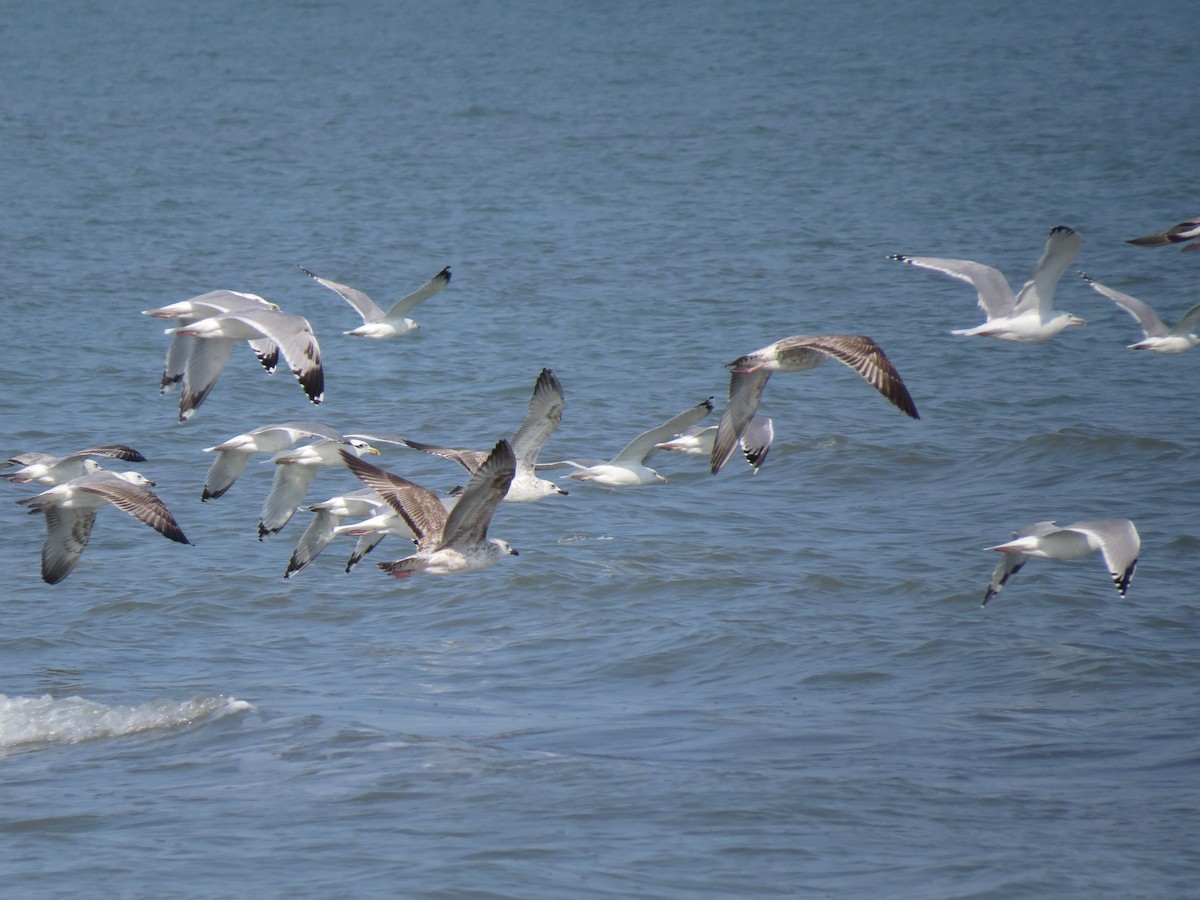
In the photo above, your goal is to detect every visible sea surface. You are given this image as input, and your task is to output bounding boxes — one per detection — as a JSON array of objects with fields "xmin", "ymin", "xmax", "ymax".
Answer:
[{"xmin": 1, "ymin": 1, "xmax": 1197, "ymax": 897}]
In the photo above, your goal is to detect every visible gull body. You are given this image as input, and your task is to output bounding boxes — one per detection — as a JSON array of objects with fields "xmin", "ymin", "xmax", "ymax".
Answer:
[
  {"xmin": 889, "ymin": 225, "xmax": 1085, "ymax": 342},
  {"xmin": 542, "ymin": 397, "xmax": 714, "ymax": 487},
  {"xmin": 16, "ymin": 470, "xmax": 190, "ymax": 584},
  {"xmin": 342, "ymin": 440, "xmax": 517, "ymax": 578},
  {"xmin": 982, "ymin": 518, "xmax": 1139, "ymax": 606},
  {"xmin": 299, "ymin": 265, "xmax": 451, "ymax": 338},
  {"xmin": 1079, "ymin": 273, "xmax": 1200, "ymax": 354},
  {"xmin": 711, "ymin": 334, "xmax": 918, "ymax": 475},
  {"xmin": 258, "ymin": 438, "xmax": 379, "ymax": 539}
]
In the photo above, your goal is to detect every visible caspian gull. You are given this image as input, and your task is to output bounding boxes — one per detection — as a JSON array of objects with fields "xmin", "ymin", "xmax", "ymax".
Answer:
[
  {"xmin": 16, "ymin": 470, "xmax": 190, "ymax": 584},
  {"xmin": 1079, "ymin": 273, "xmax": 1200, "ymax": 354},
  {"xmin": 1126, "ymin": 216, "xmax": 1200, "ymax": 251},
  {"xmin": 710, "ymin": 335, "xmax": 918, "ymax": 475},
  {"xmin": 397, "ymin": 368, "xmax": 568, "ymax": 501},
  {"xmin": 299, "ymin": 265, "xmax": 451, "ymax": 338},
  {"xmin": 341, "ymin": 439, "xmax": 517, "ymax": 577},
  {"xmin": 540, "ymin": 397, "xmax": 714, "ymax": 486},
  {"xmin": 982, "ymin": 518, "xmax": 1140, "ymax": 606},
  {"xmin": 889, "ymin": 225, "xmax": 1085, "ymax": 341}
]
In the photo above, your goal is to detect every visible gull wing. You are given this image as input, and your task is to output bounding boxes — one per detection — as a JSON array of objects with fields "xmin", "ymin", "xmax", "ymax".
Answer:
[
  {"xmin": 384, "ymin": 266, "xmax": 452, "ymax": 319},
  {"xmin": 1062, "ymin": 519, "xmax": 1139, "ymax": 598},
  {"xmin": 1013, "ymin": 225, "xmax": 1080, "ymax": 317},
  {"xmin": 179, "ymin": 336, "xmax": 235, "ymax": 422},
  {"xmin": 1126, "ymin": 216, "xmax": 1200, "ymax": 248},
  {"xmin": 711, "ymin": 370, "xmax": 771, "ymax": 475},
  {"xmin": 258, "ymin": 463, "xmax": 319, "ymax": 538},
  {"xmin": 778, "ymin": 335, "xmax": 920, "ymax": 420},
  {"xmin": 888, "ymin": 253, "xmax": 1016, "ymax": 319},
  {"xmin": 299, "ymin": 266, "xmax": 384, "ymax": 323},
  {"xmin": 76, "ymin": 478, "xmax": 190, "ymax": 544},
  {"xmin": 510, "ymin": 368, "xmax": 564, "ymax": 471},
  {"xmin": 397, "ymin": 438, "xmax": 489, "ymax": 475},
  {"xmin": 613, "ymin": 397, "xmax": 714, "ymax": 465},
  {"xmin": 439, "ymin": 439, "xmax": 515, "ymax": 551},
  {"xmin": 226, "ymin": 309, "xmax": 324, "ymax": 405},
  {"xmin": 1079, "ymin": 274, "xmax": 1168, "ymax": 337},
  {"xmin": 39, "ymin": 506, "xmax": 98, "ymax": 584}
]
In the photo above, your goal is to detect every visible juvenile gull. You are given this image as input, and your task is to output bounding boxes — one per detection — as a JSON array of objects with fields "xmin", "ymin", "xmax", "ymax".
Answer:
[
  {"xmin": 16, "ymin": 470, "xmax": 190, "ymax": 584},
  {"xmin": 299, "ymin": 265, "xmax": 451, "ymax": 338},
  {"xmin": 1, "ymin": 445, "xmax": 146, "ymax": 485},
  {"xmin": 342, "ymin": 439, "xmax": 517, "ymax": 578},
  {"xmin": 889, "ymin": 225, "xmax": 1085, "ymax": 341},
  {"xmin": 1079, "ymin": 273, "xmax": 1200, "ymax": 354},
  {"xmin": 1126, "ymin": 216, "xmax": 1200, "ymax": 251},
  {"xmin": 143, "ymin": 291, "xmax": 282, "ymax": 420},
  {"xmin": 981, "ymin": 519, "xmax": 1140, "ymax": 606},
  {"xmin": 202, "ymin": 422, "xmax": 347, "ymax": 501},
  {"xmin": 711, "ymin": 335, "xmax": 918, "ymax": 475},
  {"xmin": 540, "ymin": 397, "xmax": 714, "ymax": 487},
  {"xmin": 655, "ymin": 417, "xmax": 774, "ymax": 474},
  {"xmin": 397, "ymin": 368, "xmax": 567, "ymax": 501},
  {"xmin": 164, "ymin": 306, "xmax": 324, "ymax": 419}
]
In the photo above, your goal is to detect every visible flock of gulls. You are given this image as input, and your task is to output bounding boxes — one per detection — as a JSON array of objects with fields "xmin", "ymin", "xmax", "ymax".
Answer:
[{"xmin": 6, "ymin": 215, "xmax": 1195, "ymax": 601}]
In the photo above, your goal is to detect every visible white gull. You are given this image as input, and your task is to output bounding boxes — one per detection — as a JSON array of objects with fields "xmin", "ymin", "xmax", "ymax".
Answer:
[
  {"xmin": 1, "ymin": 444, "xmax": 147, "ymax": 485},
  {"xmin": 1079, "ymin": 273, "xmax": 1200, "ymax": 354},
  {"xmin": 299, "ymin": 265, "xmax": 451, "ymax": 338}
]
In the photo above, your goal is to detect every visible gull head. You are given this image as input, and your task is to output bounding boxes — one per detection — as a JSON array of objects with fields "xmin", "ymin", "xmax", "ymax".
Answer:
[
  {"xmin": 347, "ymin": 439, "xmax": 380, "ymax": 457},
  {"xmin": 117, "ymin": 471, "xmax": 155, "ymax": 487}
]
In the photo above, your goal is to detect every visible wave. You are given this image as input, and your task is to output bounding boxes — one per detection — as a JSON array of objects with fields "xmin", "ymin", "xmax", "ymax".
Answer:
[{"xmin": 0, "ymin": 693, "xmax": 252, "ymax": 752}]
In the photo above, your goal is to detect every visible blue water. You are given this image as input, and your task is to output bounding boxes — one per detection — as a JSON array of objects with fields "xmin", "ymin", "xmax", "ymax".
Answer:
[{"xmin": 2, "ymin": 1, "xmax": 1198, "ymax": 896}]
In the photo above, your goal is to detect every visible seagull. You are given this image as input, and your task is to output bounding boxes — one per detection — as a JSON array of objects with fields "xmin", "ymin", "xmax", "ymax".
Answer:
[
  {"xmin": 1126, "ymin": 216, "xmax": 1200, "ymax": 251},
  {"xmin": 258, "ymin": 438, "xmax": 379, "ymax": 539},
  {"xmin": 283, "ymin": 487, "xmax": 392, "ymax": 578},
  {"xmin": 396, "ymin": 368, "xmax": 568, "ymax": 501},
  {"xmin": 1079, "ymin": 273, "xmax": 1200, "ymax": 354},
  {"xmin": 1, "ymin": 445, "xmax": 147, "ymax": 485},
  {"xmin": 889, "ymin": 225, "xmax": 1086, "ymax": 341},
  {"xmin": 540, "ymin": 397, "xmax": 714, "ymax": 486},
  {"xmin": 655, "ymin": 417, "xmax": 774, "ymax": 474},
  {"xmin": 16, "ymin": 470, "xmax": 190, "ymax": 584},
  {"xmin": 711, "ymin": 335, "xmax": 918, "ymax": 475},
  {"xmin": 163, "ymin": 306, "xmax": 325, "ymax": 419},
  {"xmin": 341, "ymin": 439, "xmax": 517, "ymax": 578},
  {"xmin": 299, "ymin": 265, "xmax": 451, "ymax": 338},
  {"xmin": 143, "ymin": 291, "xmax": 282, "ymax": 420},
  {"xmin": 981, "ymin": 519, "xmax": 1139, "ymax": 606},
  {"xmin": 201, "ymin": 422, "xmax": 348, "ymax": 501}
]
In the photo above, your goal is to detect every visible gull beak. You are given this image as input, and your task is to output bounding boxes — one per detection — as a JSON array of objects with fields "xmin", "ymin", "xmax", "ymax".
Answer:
[{"xmin": 367, "ymin": 445, "xmax": 380, "ymax": 456}]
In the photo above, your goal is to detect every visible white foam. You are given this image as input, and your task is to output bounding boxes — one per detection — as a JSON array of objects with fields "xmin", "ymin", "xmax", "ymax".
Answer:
[{"xmin": 0, "ymin": 693, "xmax": 252, "ymax": 751}]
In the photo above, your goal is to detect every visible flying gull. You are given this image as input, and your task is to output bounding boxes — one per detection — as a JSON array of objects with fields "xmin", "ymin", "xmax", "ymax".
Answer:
[
  {"xmin": 16, "ymin": 470, "xmax": 190, "ymax": 584},
  {"xmin": 1079, "ymin": 273, "xmax": 1200, "ymax": 354},
  {"xmin": 889, "ymin": 225, "xmax": 1085, "ymax": 341},
  {"xmin": 143, "ymin": 291, "xmax": 283, "ymax": 421},
  {"xmin": 1, "ymin": 445, "xmax": 146, "ymax": 485},
  {"xmin": 396, "ymin": 368, "xmax": 567, "ymax": 501},
  {"xmin": 1126, "ymin": 216, "xmax": 1200, "ymax": 251},
  {"xmin": 201, "ymin": 422, "xmax": 348, "ymax": 501},
  {"xmin": 299, "ymin": 265, "xmax": 451, "ymax": 338},
  {"xmin": 981, "ymin": 518, "xmax": 1140, "ymax": 606},
  {"xmin": 258, "ymin": 437, "xmax": 380, "ymax": 539},
  {"xmin": 341, "ymin": 439, "xmax": 517, "ymax": 577},
  {"xmin": 162, "ymin": 305, "xmax": 325, "ymax": 419},
  {"xmin": 711, "ymin": 335, "xmax": 918, "ymax": 475},
  {"xmin": 654, "ymin": 417, "xmax": 774, "ymax": 474},
  {"xmin": 540, "ymin": 397, "xmax": 714, "ymax": 486}
]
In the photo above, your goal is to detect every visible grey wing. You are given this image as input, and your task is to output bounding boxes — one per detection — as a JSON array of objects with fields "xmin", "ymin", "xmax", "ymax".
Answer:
[
  {"xmin": 160, "ymin": 332, "xmax": 196, "ymax": 394},
  {"xmin": 1013, "ymin": 225, "xmax": 1080, "ymax": 316},
  {"xmin": 1126, "ymin": 216, "xmax": 1200, "ymax": 247},
  {"xmin": 397, "ymin": 438, "xmax": 488, "ymax": 475},
  {"xmin": 384, "ymin": 266, "xmax": 452, "ymax": 319},
  {"xmin": 613, "ymin": 396, "xmax": 715, "ymax": 465},
  {"xmin": 983, "ymin": 548, "xmax": 1027, "ymax": 606},
  {"xmin": 203, "ymin": 449, "xmax": 253, "ymax": 501},
  {"xmin": 71, "ymin": 445, "xmax": 147, "ymax": 463},
  {"xmin": 1, "ymin": 452, "xmax": 57, "ymax": 470},
  {"xmin": 179, "ymin": 336, "xmax": 235, "ymax": 422},
  {"xmin": 258, "ymin": 463, "xmax": 319, "ymax": 538},
  {"xmin": 712, "ymin": 370, "xmax": 770, "ymax": 475},
  {"xmin": 791, "ymin": 335, "xmax": 920, "ymax": 420},
  {"xmin": 511, "ymin": 368, "xmax": 565, "ymax": 470},
  {"xmin": 888, "ymin": 254, "xmax": 1016, "ymax": 319},
  {"xmin": 234, "ymin": 310, "xmax": 324, "ymax": 405},
  {"xmin": 740, "ymin": 417, "xmax": 774, "ymax": 474},
  {"xmin": 439, "ymin": 439, "xmax": 516, "ymax": 550},
  {"xmin": 345, "ymin": 532, "xmax": 388, "ymax": 572},
  {"xmin": 1065, "ymin": 519, "xmax": 1140, "ymax": 598},
  {"xmin": 79, "ymin": 481, "xmax": 190, "ymax": 544},
  {"xmin": 284, "ymin": 507, "xmax": 343, "ymax": 578},
  {"xmin": 299, "ymin": 266, "xmax": 384, "ymax": 323},
  {"xmin": 1079, "ymin": 274, "xmax": 1168, "ymax": 337},
  {"xmin": 340, "ymin": 451, "xmax": 449, "ymax": 550},
  {"xmin": 40, "ymin": 506, "xmax": 98, "ymax": 584},
  {"xmin": 1172, "ymin": 303, "xmax": 1200, "ymax": 336}
]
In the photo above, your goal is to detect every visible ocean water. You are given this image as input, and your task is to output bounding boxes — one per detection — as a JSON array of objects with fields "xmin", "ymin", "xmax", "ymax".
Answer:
[{"xmin": 1, "ymin": 1, "xmax": 1198, "ymax": 897}]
